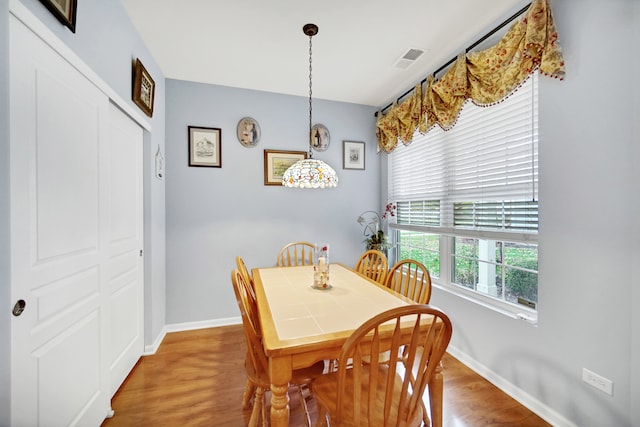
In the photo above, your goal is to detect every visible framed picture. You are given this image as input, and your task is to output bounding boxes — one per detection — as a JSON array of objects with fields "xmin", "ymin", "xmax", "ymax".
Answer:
[
  {"xmin": 188, "ymin": 126, "xmax": 222, "ymax": 168},
  {"xmin": 343, "ymin": 140, "xmax": 365, "ymax": 170},
  {"xmin": 132, "ymin": 59, "xmax": 155, "ymax": 117},
  {"xmin": 39, "ymin": 0, "xmax": 77, "ymax": 33},
  {"xmin": 237, "ymin": 117, "xmax": 261, "ymax": 147},
  {"xmin": 264, "ymin": 149, "xmax": 307, "ymax": 186}
]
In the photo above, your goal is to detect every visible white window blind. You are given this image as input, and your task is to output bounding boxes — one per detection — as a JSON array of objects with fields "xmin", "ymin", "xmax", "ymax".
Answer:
[{"xmin": 390, "ymin": 73, "xmax": 538, "ymax": 235}]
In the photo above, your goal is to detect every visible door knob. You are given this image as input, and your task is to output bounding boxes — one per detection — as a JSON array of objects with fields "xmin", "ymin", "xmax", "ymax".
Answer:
[{"xmin": 12, "ymin": 299, "xmax": 26, "ymax": 317}]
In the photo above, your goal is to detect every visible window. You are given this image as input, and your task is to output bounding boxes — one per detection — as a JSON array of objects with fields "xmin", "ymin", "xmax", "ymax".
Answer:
[{"xmin": 389, "ymin": 73, "xmax": 539, "ymax": 319}]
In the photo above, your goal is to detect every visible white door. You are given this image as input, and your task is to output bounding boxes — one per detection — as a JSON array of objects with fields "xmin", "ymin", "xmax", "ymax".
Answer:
[
  {"xmin": 10, "ymin": 15, "xmax": 144, "ymax": 426},
  {"xmin": 106, "ymin": 103, "xmax": 144, "ymax": 397}
]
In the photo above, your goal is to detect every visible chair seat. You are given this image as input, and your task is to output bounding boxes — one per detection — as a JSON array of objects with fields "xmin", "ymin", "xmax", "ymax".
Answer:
[{"xmin": 312, "ymin": 366, "xmax": 423, "ymax": 427}]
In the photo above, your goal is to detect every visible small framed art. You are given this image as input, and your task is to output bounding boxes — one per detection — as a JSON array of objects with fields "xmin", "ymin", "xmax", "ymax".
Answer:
[
  {"xmin": 189, "ymin": 126, "xmax": 222, "ymax": 168},
  {"xmin": 263, "ymin": 149, "xmax": 307, "ymax": 186},
  {"xmin": 343, "ymin": 140, "xmax": 365, "ymax": 170},
  {"xmin": 132, "ymin": 59, "xmax": 155, "ymax": 117},
  {"xmin": 39, "ymin": 0, "xmax": 77, "ymax": 33}
]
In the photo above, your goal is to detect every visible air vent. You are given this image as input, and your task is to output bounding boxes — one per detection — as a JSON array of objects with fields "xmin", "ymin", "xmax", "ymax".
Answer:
[{"xmin": 394, "ymin": 48, "xmax": 424, "ymax": 69}]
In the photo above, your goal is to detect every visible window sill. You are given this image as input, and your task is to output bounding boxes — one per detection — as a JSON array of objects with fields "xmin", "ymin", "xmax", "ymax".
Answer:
[{"xmin": 432, "ymin": 280, "xmax": 538, "ymax": 326}]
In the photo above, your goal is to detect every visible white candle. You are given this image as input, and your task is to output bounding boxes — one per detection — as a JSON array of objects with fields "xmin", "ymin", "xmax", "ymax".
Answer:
[{"xmin": 318, "ymin": 256, "xmax": 326, "ymax": 266}]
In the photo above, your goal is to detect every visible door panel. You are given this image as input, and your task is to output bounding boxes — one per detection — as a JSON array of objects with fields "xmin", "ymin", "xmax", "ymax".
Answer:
[
  {"xmin": 106, "ymin": 103, "xmax": 144, "ymax": 397},
  {"xmin": 10, "ymin": 16, "xmax": 109, "ymax": 427},
  {"xmin": 35, "ymin": 70, "xmax": 100, "ymax": 261}
]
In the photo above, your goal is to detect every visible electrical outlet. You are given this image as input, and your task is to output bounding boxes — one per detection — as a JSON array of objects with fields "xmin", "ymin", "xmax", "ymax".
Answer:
[{"xmin": 582, "ymin": 368, "xmax": 613, "ymax": 396}]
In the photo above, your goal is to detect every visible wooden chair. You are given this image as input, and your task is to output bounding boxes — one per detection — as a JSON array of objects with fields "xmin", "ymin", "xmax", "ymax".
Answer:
[
  {"xmin": 354, "ymin": 249, "xmax": 388, "ymax": 284},
  {"xmin": 384, "ymin": 259, "xmax": 434, "ymax": 424},
  {"xmin": 312, "ymin": 305, "xmax": 452, "ymax": 427},
  {"xmin": 385, "ymin": 259, "xmax": 432, "ymax": 304},
  {"xmin": 231, "ymin": 269, "xmax": 324, "ymax": 427},
  {"xmin": 277, "ymin": 241, "xmax": 315, "ymax": 267}
]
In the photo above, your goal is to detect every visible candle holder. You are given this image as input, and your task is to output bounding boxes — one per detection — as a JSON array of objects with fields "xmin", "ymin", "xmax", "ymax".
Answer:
[{"xmin": 313, "ymin": 243, "xmax": 331, "ymax": 289}]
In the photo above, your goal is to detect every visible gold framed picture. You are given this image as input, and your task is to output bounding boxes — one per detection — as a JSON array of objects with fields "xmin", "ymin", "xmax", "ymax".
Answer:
[
  {"xmin": 39, "ymin": 0, "xmax": 77, "ymax": 33},
  {"xmin": 263, "ymin": 149, "xmax": 307, "ymax": 186},
  {"xmin": 132, "ymin": 59, "xmax": 155, "ymax": 118}
]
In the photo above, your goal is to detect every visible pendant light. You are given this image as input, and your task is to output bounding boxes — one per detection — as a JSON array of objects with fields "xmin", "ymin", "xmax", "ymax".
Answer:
[{"xmin": 282, "ymin": 24, "xmax": 338, "ymax": 189}]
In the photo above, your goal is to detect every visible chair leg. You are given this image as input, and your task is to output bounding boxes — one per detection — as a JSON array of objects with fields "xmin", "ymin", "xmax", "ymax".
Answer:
[
  {"xmin": 314, "ymin": 404, "xmax": 329, "ymax": 427},
  {"xmin": 297, "ymin": 385, "xmax": 311, "ymax": 427},
  {"xmin": 420, "ymin": 400, "xmax": 430, "ymax": 426},
  {"xmin": 248, "ymin": 386, "xmax": 265, "ymax": 427},
  {"xmin": 260, "ymin": 389, "xmax": 268, "ymax": 427},
  {"xmin": 429, "ymin": 364, "xmax": 444, "ymax": 427},
  {"xmin": 242, "ymin": 379, "xmax": 256, "ymax": 408}
]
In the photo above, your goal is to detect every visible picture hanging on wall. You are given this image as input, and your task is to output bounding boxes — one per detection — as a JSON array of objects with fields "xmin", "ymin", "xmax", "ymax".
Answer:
[
  {"xmin": 132, "ymin": 59, "xmax": 155, "ymax": 118},
  {"xmin": 263, "ymin": 149, "xmax": 307, "ymax": 185},
  {"xmin": 189, "ymin": 126, "xmax": 222, "ymax": 168},
  {"xmin": 343, "ymin": 140, "xmax": 365, "ymax": 170},
  {"xmin": 236, "ymin": 117, "xmax": 261, "ymax": 147},
  {"xmin": 39, "ymin": 0, "xmax": 77, "ymax": 33}
]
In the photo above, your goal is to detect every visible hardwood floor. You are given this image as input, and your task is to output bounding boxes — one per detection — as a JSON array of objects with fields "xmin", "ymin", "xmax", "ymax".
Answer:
[{"xmin": 101, "ymin": 325, "xmax": 550, "ymax": 427}]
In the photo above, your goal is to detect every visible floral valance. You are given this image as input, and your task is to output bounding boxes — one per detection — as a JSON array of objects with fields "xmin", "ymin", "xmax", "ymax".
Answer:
[{"xmin": 376, "ymin": 0, "xmax": 565, "ymax": 153}]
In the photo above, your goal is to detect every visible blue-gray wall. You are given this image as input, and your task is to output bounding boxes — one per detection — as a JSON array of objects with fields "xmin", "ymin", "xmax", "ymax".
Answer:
[{"xmin": 165, "ymin": 79, "xmax": 379, "ymax": 324}]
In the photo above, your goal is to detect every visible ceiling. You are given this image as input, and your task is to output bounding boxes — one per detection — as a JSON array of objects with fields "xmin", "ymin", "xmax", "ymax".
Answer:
[{"xmin": 120, "ymin": 0, "xmax": 530, "ymax": 107}]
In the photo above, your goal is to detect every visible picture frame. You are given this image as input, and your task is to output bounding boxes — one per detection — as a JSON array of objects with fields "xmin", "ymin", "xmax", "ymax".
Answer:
[
  {"xmin": 132, "ymin": 59, "xmax": 155, "ymax": 118},
  {"xmin": 263, "ymin": 149, "xmax": 307, "ymax": 186},
  {"xmin": 39, "ymin": 0, "xmax": 77, "ymax": 33},
  {"xmin": 343, "ymin": 140, "xmax": 365, "ymax": 170},
  {"xmin": 236, "ymin": 117, "xmax": 261, "ymax": 147},
  {"xmin": 188, "ymin": 126, "xmax": 222, "ymax": 168}
]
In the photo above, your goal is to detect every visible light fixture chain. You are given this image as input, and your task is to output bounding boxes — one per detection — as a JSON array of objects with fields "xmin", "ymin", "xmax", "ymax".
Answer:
[{"xmin": 308, "ymin": 33, "xmax": 313, "ymax": 158}]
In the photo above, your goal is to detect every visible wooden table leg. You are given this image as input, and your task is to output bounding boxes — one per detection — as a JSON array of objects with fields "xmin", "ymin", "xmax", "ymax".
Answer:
[
  {"xmin": 269, "ymin": 355, "xmax": 292, "ymax": 427},
  {"xmin": 429, "ymin": 361, "xmax": 444, "ymax": 427}
]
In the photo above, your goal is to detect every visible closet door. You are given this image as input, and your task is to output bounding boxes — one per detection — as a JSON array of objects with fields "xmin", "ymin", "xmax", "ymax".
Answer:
[
  {"xmin": 9, "ymin": 15, "xmax": 143, "ymax": 425},
  {"xmin": 106, "ymin": 103, "xmax": 144, "ymax": 397}
]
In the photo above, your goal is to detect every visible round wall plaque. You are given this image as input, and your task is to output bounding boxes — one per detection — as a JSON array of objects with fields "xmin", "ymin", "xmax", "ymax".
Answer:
[
  {"xmin": 311, "ymin": 123, "xmax": 330, "ymax": 152},
  {"xmin": 237, "ymin": 117, "xmax": 261, "ymax": 147}
]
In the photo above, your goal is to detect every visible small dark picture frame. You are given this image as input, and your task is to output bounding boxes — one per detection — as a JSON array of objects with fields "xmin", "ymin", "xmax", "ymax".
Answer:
[
  {"xmin": 189, "ymin": 126, "xmax": 222, "ymax": 168},
  {"xmin": 39, "ymin": 0, "xmax": 77, "ymax": 33},
  {"xmin": 132, "ymin": 59, "xmax": 155, "ymax": 118},
  {"xmin": 343, "ymin": 140, "xmax": 365, "ymax": 170}
]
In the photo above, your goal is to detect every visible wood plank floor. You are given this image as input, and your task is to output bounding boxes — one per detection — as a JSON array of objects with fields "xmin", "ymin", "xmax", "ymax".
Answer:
[{"xmin": 101, "ymin": 325, "xmax": 550, "ymax": 427}]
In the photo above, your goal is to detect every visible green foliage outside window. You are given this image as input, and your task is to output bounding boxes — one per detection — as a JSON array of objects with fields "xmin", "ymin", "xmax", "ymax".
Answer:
[{"xmin": 396, "ymin": 231, "xmax": 537, "ymax": 306}]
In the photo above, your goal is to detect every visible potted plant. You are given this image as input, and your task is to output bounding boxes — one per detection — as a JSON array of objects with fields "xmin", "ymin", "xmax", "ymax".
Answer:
[{"xmin": 356, "ymin": 203, "xmax": 396, "ymax": 251}]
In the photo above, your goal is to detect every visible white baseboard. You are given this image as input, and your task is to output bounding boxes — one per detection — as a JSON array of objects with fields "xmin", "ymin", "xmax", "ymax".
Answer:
[
  {"xmin": 143, "ymin": 316, "xmax": 241, "ymax": 355},
  {"xmin": 447, "ymin": 345, "xmax": 577, "ymax": 427}
]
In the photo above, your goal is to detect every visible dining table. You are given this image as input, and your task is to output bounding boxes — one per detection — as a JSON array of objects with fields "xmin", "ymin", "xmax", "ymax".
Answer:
[{"xmin": 252, "ymin": 263, "xmax": 445, "ymax": 427}]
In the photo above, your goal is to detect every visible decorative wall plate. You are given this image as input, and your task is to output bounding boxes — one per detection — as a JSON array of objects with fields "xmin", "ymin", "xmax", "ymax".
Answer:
[
  {"xmin": 237, "ymin": 117, "xmax": 261, "ymax": 147},
  {"xmin": 311, "ymin": 123, "xmax": 330, "ymax": 152}
]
